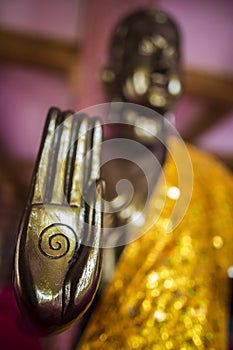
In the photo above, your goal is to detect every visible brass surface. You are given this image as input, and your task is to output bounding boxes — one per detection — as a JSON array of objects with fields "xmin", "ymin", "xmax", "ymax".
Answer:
[{"xmin": 14, "ymin": 108, "xmax": 103, "ymax": 335}]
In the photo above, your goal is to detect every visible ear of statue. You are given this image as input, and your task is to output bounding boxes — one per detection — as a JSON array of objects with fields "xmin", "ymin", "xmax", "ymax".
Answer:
[
  {"xmin": 100, "ymin": 66, "xmax": 116, "ymax": 84},
  {"xmin": 100, "ymin": 66, "xmax": 123, "ymax": 101}
]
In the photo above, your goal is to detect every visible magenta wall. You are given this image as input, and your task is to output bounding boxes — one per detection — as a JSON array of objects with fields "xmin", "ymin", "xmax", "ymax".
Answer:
[
  {"xmin": 0, "ymin": 63, "xmax": 73, "ymax": 159},
  {"xmin": 159, "ymin": 0, "xmax": 233, "ymax": 75},
  {"xmin": 0, "ymin": 0, "xmax": 83, "ymax": 40}
]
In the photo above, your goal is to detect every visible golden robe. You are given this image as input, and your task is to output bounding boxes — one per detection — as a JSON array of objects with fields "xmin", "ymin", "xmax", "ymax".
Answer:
[{"xmin": 77, "ymin": 140, "xmax": 233, "ymax": 349}]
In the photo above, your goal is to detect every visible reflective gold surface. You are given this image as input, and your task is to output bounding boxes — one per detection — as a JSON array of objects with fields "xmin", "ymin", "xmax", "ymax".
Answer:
[
  {"xmin": 77, "ymin": 140, "xmax": 233, "ymax": 349},
  {"xmin": 14, "ymin": 108, "xmax": 103, "ymax": 335}
]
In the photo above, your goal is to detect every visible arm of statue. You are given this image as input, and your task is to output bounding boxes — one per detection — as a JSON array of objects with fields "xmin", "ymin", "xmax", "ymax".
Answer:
[{"xmin": 13, "ymin": 108, "xmax": 104, "ymax": 335}]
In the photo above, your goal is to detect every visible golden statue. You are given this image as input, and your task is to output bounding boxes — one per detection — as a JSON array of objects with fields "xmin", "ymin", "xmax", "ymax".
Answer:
[
  {"xmin": 76, "ymin": 8, "xmax": 233, "ymax": 349},
  {"xmin": 13, "ymin": 7, "xmax": 232, "ymax": 350}
]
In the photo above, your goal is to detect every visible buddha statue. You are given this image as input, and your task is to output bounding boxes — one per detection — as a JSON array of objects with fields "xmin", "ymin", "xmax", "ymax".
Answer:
[
  {"xmin": 12, "ymin": 7, "xmax": 233, "ymax": 350},
  {"xmin": 76, "ymin": 8, "xmax": 233, "ymax": 349}
]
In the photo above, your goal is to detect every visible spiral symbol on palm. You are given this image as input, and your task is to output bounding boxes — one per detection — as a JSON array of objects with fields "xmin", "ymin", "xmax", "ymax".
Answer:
[{"xmin": 38, "ymin": 223, "xmax": 77, "ymax": 259}]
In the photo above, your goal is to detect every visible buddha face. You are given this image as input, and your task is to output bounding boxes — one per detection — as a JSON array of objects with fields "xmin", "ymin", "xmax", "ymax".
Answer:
[{"xmin": 102, "ymin": 8, "xmax": 183, "ymax": 114}]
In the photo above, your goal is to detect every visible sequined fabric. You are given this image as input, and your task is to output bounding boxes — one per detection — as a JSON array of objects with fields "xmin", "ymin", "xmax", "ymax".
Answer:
[{"xmin": 78, "ymin": 140, "xmax": 233, "ymax": 349}]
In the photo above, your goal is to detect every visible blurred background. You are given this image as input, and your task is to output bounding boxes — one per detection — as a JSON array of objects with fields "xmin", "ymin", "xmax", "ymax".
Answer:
[
  {"xmin": 0, "ymin": 0, "xmax": 232, "ymax": 348},
  {"xmin": 0, "ymin": 0, "xmax": 233, "ymax": 168}
]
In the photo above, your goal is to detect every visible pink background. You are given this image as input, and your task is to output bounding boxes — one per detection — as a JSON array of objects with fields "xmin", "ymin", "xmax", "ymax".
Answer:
[{"xmin": 0, "ymin": 0, "xmax": 232, "ymax": 161}]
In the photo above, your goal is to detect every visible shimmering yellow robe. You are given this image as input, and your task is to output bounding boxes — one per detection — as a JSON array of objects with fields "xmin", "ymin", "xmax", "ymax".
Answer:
[{"xmin": 78, "ymin": 141, "xmax": 233, "ymax": 349}]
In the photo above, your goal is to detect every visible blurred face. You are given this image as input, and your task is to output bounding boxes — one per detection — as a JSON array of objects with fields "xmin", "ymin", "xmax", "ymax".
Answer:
[
  {"xmin": 102, "ymin": 9, "xmax": 183, "ymax": 114},
  {"xmin": 120, "ymin": 34, "xmax": 182, "ymax": 112}
]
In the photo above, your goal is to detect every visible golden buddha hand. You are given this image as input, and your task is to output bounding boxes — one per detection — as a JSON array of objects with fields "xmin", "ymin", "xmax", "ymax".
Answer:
[{"xmin": 14, "ymin": 108, "xmax": 103, "ymax": 335}]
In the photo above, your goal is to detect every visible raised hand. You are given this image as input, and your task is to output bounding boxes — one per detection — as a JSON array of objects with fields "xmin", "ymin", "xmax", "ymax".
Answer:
[{"xmin": 14, "ymin": 107, "xmax": 103, "ymax": 335}]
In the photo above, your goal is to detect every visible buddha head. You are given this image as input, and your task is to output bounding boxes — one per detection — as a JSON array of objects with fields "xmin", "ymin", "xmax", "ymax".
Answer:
[{"xmin": 101, "ymin": 8, "xmax": 183, "ymax": 115}]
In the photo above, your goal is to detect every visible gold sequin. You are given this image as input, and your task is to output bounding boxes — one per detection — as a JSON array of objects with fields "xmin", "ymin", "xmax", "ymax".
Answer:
[
  {"xmin": 99, "ymin": 333, "xmax": 107, "ymax": 342},
  {"xmin": 146, "ymin": 272, "xmax": 159, "ymax": 288},
  {"xmin": 154, "ymin": 310, "xmax": 166, "ymax": 322},
  {"xmin": 167, "ymin": 186, "xmax": 180, "ymax": 200},
  {"xmin": 212, "ymin": 235, "xmax": 223, "ymax": 249},
  {"xmin": 165, "ymin": 340, "xmax": 173, "ymax": 349},
  {"xmin": 142, "ymin": 299, "xmax": 151, "ymax": 312}
]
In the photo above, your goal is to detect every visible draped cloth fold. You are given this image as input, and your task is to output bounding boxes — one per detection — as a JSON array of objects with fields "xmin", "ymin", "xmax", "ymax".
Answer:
[{"xmin": 77, "ymin": 140, "xmax": 233, "ymax": 349}]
